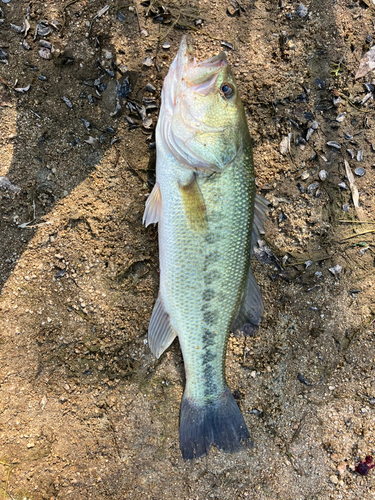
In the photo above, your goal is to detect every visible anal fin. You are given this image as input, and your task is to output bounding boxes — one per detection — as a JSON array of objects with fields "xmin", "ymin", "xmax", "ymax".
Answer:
[
  {"xmin": 251, "ymin": 193, "xmax": 269, "ymax": 252},
  {"xmin": 143, "ymin": 182, "xmax": 162, "ymax": 227},
  {"xmin": 148, "ymin": 294, "xmax": 177, "ymax": 358}
]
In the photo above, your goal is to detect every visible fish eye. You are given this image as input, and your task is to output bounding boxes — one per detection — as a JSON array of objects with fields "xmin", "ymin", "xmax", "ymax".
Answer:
[{"xmin": 220, "ymin": 83, "xmax": 234, "ymax": 99}]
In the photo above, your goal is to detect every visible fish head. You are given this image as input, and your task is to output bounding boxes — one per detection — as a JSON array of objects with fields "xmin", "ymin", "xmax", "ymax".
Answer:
[{"xmin": 157, "ymin": 36, "xmax": 249, "ymax": 173}]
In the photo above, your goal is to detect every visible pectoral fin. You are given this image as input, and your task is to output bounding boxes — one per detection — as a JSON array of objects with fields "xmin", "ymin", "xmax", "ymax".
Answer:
[
  {"xmin": 178, "ymin": 174, "xmax": 208, "ymax": 232},
  {"xmin": 143, "ymin": 182, "xmax": 162, "ymax": 227}
]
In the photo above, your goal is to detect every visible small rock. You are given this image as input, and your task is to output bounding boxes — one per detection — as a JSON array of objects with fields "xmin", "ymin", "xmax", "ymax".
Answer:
[
  {"xmin": 27, "ymin": 442, "xmax": 35, "ymax": 448},
  {"xmin": 342, "ymin": 203, "xmax": 349, "ymax": 212},
  {"xmin": 61, "ymin": 97, "xmax": 73, "ymax": 109},
  {"xmin": 296, "ymin": 4, "xmax": 308, "ymax": 17},
  {"xmin": 329, "ymin": 475, "xmax": 339, "ymax": 485},
  {"xmin": 145, "ymin": 82, "xmax": 156, "ymax": 93},
  {"xmin": 354, "ymin": 167, "xmax": 366, "ymax": 176},
  {"xmin": 356, "ymin": 150, "xmax": 363, "ymax": 162},
  {"xmin": 142, "ymin": 56, "xmax": 153, "ymax": 67},
  {"xmin": 306, "ymin": 128, "xmax": 314, "ymax": 141},
  {"xmin": 319, "ymin": 170, "xmax": 327, "ymax": 181},
  {"xmin": 336, "ymin": 112, "xmax": 346, "ymax": 122},
  {"xmin": 329, "ymin": 264, "xmax": 342, "ymax": 276},
  {"xmin": 280, "ymin": 133, "xmax": 292, "ymax": 154},
  {"xmin": 39, "ymin": 47, "xmax": 51, "ymax": 59},
  {"xmin": 307, "ymin": 182, "xmax": 319, "ymax": 194},
  {"xmin": 142, "ymin": 117, "xmax": 153, "ymax": 129},
  {"xmin": 40, "ymin": 395, "xmax": 47, "ymax": 410},
  {"xmin": 300, "ymin": 170, "xmax": 309, "ymax": 180},
  {"xmin": 162, "ymin": 42, "xmax": 170, "ymax": 49},
  {"xmin": 337, "ymin": 462, "xmax": 346, "ymax": 476},
  {"xmin": 315, "ymin": 78, "xmax": 326, "ymax": 89}
]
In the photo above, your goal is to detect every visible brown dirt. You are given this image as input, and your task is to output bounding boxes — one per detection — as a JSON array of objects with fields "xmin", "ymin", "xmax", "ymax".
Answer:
[{"xmin": 1, "ymin": 0, "xmax": 375, "ymax": 498}]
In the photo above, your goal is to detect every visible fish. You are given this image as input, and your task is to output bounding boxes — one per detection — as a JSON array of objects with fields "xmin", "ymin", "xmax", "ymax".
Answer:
[{"xmin": 143, "ymin": 35, "xmax": 268, "ymax": 460}]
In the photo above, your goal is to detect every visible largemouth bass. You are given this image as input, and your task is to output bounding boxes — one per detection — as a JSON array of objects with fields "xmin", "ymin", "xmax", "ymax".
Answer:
[{"xmin": 143, "ymin": 36, "xmax": 268, "ymax": 460}]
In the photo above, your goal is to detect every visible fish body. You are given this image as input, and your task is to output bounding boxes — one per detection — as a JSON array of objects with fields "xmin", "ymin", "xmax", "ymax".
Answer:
[{"xmin": 143, "ymin": 36, "xmax": 268, "ymax": 459}]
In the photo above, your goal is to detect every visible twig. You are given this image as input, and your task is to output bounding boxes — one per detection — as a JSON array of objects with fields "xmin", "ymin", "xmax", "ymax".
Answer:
[
  {"xmin": 133, "ymin": 0, "xmax": 142, "ymax": 34},
  {"xmin": 341, "ymin": 229, "xmax": 375, "ymax": 240},
  {"xmin": 339, "ymin": 220, "xmax": 375, "ymax": 224},
  {"xmin": 159, "ymin": 12, "xmax": 181, "ymax": 42},
  {"xmin": 339, "ymin": 92, "xmax": 371, "ymax": 113}
]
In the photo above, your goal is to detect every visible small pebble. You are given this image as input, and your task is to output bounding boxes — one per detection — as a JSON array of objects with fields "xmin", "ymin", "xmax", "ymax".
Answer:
[
  {"xmin": 329, "ymin": 264, "xmax": 342, "ymax": 276},
  {"xmin": 307, "ymin": 182, "xmax": 319, "ymax": 194},
  {"xmin": 39, "ymin": 47, "xmax": 51, "ymax": 59},
  {"xmin": 336, "ymin": 112, "xmax": 346, "ymax": 122},
  {"xmin": 61, "ymin": 97, "xmax": 73, "ymax": 109},
  {"xmin": 361, "ymin": 92, "xmax": 372, "ymax": 106},
  {"xmin": 337, "ymin": 462, "xmax": 346, "ymax": 476},
  {"xmin": 306, "ymin": 128, "xmax": 314, "ymax": 141},
  {"xmin": 162, "ymin": 42, "xmax": 170, "ymax": 49},
  {"xmin": 315, "ymin": 78, "xmax": 326, "ymax": 90},
  {"xmin": 118, "ymin": 11, "xmax": 126, "ymax": 22},
  {"xmin": 296, "ymin": 4, "xmax": 308, "ymax": 17},
  {"xmin": 145, "ymin": 83, "xmax": 156, "ymax": 93},
  {"xmin": 300, "ymin": 171, "xmax": 309, "ymax": 180},
  {"xmin": 311, "ymin": 120, "xmax": 319, "ymax": 130},
  {"xmin": 142, "ymin": 56, "xmax": 153, "ymax": 67},
  {"xmin": 319, "ymin": 170, "xmax": 327, "ymax": 181},
  {"xmin": 330, "ymin": 475, "xmax": 339, "ymax": 485},
  {"xmin": 342, "ymin": 203, "xmax": 349, "ymax": 212},
  {"xmin": 356, "ymin": 150, "xmax": 363, "ymax": 162},
  {"xmin": 354, "ymin": 167, "xmax": 366, "ymax": 176}
]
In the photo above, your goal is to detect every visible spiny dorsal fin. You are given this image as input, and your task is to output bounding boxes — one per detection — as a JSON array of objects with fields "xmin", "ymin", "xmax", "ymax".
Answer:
[
  {"xmin": 143, "ymin": 182, "xmax": 162, "ymax": 227},
  {"xmin": 178, "ymin": 174, "xmax": 208, "ymax": 232},
  {"xmin": 148, "ymin": 294, "xmax": 177, "ymax": 358}
]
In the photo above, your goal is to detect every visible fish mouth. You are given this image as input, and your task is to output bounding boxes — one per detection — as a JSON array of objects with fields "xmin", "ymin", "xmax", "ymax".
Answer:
[
  {"xmin": 176, "ymin": 35, "xmax": 228, "ymax": 87},
  {"xmin": 161, "ymin": 35, "xmax": 228, "ymax": 116}
]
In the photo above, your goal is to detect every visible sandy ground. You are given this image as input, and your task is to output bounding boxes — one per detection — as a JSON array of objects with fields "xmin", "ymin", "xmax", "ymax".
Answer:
[{"xmin": 1, "ymin": 0, "xmax": 375, "ymax": 498}]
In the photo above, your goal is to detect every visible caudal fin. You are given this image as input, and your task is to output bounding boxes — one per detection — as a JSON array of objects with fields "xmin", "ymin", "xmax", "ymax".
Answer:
[{"xmin": 179, "ymin": 386, "xmax": 251, "ymax": 460}]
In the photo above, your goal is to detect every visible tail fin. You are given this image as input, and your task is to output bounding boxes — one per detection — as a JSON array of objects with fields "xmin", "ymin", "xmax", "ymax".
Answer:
[{"xmin": 179, "ymin": 387, "xmax": 251, "ymax": 460}]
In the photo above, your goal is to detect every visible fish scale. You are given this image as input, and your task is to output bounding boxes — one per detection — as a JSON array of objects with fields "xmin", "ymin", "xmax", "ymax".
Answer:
[{"xmin": 143, "ymin": 36, "xmax": 268, "ymax": 459}]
